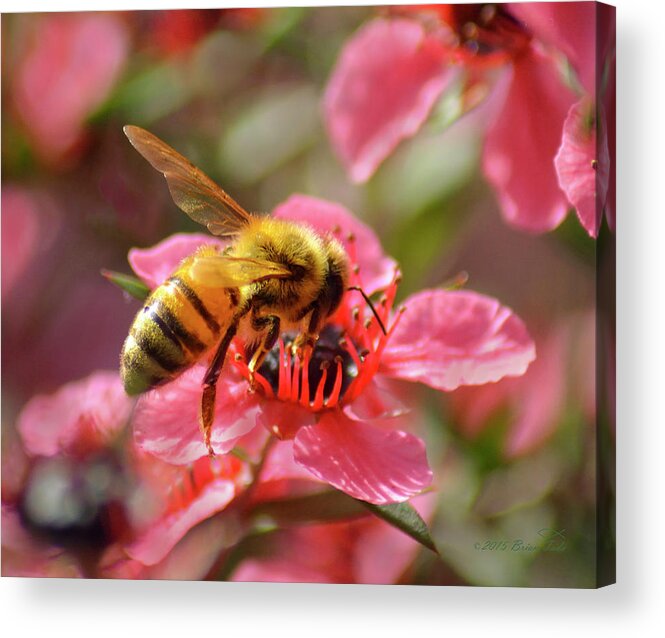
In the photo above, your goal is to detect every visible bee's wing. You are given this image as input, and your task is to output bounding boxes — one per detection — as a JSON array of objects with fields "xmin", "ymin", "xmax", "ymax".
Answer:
[
  {"xmin": 188, "ymin": 255, "xmax": 291, "ymax": 288},
  {"xmin": 124, "ymin": 125, "xmax": 252, "ymax": 237}
]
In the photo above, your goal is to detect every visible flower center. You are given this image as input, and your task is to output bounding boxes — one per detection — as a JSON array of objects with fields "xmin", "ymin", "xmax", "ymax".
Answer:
[
  {"xmin": 396, "ymin": 4, "xmax": 532, "ymax": 65},
  {"xmin": 231, "ymin": 269, "xmax": 405, "ymax": 413},
  {"xmin": 258, "ymin": 325, "xmax": 358, "ymax": 406}
]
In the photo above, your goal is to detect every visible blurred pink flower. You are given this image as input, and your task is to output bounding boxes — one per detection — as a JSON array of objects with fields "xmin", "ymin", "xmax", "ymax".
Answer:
[
  {"xmin": 100, "ymin": 440, "xmax": 321, "ymax": 580},
  {"xmin": 11, "ymin": 13, "xmax": 128, "ymax": 164},
  {"xmin": 4, "ymin": 371, "xmax": 138, "ymax": 576},
  {"xmin": 137, "ymin": 9, "xmax": 264, "ymax": 57},
  {"xmin": 508, "ymin": 2, "xmax": 596, "ymax": 96},
  {"xmin": 1, "ymin": 186, "xmax": 40, "ymax": 300},
  {"xmin": 554, "ymin": 99, "xmax": 610, "ymax": 238},
  {"xmin": 17, "ymin": 370, "xmax": 132, "ymax": 458},
  {"xmin": 448, "ymin": 314, "xmax": 594, "ymax": 458},
  {"xmin": 481, "ymin": 39, "xmax": 575, "ymax": 233},
  {"xmin": 7, "ymin": 368, "xmax": 254, "ymax": 577},
  {"xmin": 123, "ymin": 452, "xmax": 249, "ymax": 567},
  {"xmin": 127, "ymin": 195, "xmax": 535, "ymax": 504},
  {"xmin": 324, "ymin": 18, "xmax": 456, "ymax": 183},
  {"xmin": 142, "ymin": 10, "xmax": 223, "ymax": 56},
  {"xmin": 324, "ymin": 4, "xmax": 611, "ymax": 237},
  {"xmin": 510, "ymin": 3, "xmax": 615, "ymax": 237},
  {"xmin": 100, "ymin": 438, "xmax": 316, "ymax": 578},
  {"xmin": 231, "ymin": 493, "xmax": 436, "ymax": 584},
  {"xmin": 1, "ymin": 505, "xmax": 83, "ymax": 578}
]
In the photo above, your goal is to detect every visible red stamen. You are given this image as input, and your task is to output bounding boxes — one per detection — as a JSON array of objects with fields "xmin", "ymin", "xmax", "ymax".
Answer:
[
  {"xmin": 350, "ymin": 264, "xmax": 362, "ymax": 288},
  {"xmin": 341, "ymin": 336, "xmax": 362, "ymax": 371},
  {"xmin": 374, "ymin": 306, "xmax": 407, "ymax": 362},
  {"xmin": 363, "ymin": 316, "xmax": 381, "ymax": 346},
  {"xmin": 383, "ymin": 270, "xmax": 400, "ymax": 313},
  {"xmin": 325, "ymin": 357, "xmax": 344, "ymax": 408},
  {"xmin": 299, "ymin": 349, "xmax": 312, "ymax": 408},
  {"xmin": 345, "ymin": 233, "xmax": 363, "ymax": 288},
  {"xmin": 311, "ymin": 362, "xmax": 329, "ymax": 411},
  {"xmin": 277, "ymin": 339, "xmax": 291, "ymax": 401},
  {"xmin": 290, "ymin": 353, "xmax": 301, "ymax": 403},
  {"xmin": 230, "ymin": 352, "xmax": 274, "ymax": 398},
  {"xmin": 251, "ymin": 372, "xmax": 273, "ymax": 397}
]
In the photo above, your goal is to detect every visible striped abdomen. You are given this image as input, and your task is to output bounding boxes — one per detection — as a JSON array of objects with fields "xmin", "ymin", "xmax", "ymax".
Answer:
[{"xmin": 121, "ymin": 261, "xmax": 233, "ymax": 395}]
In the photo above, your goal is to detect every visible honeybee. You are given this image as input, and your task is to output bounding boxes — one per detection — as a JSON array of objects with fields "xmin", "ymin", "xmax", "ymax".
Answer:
[{"xmin": 120, "ymin": 126, "xmax": 351, "ymax": 457}]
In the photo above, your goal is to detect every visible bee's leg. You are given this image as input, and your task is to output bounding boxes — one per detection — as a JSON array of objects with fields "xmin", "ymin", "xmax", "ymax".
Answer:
[
  {"xmin": 247, "ymin": 313, "xmax": 280, "ymax": 388},
  {"xmin": 292, "ymin": 304, "xmax": 322, "ymax": 360},
  {"xmin": 200, "ymin": 319, "xmax": 238, "ymax": 457}
]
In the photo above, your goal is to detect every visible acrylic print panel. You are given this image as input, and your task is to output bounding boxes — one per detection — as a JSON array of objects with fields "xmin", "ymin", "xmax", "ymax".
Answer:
[{"xmin": 1, "ymin": 3, "xmax": 615, "ymax": 587}]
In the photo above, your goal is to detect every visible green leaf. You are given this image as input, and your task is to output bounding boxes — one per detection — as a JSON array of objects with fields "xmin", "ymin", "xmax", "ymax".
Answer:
[
  {"xmin": 94, "ymin": 62, "xmax": 191, "ymax": 126},
  {"xmin": 259, "ymin": 7, "xmax": 307, "ymax": 51},
  {"xmin": 361, "ymin": 500, "xmax": 439, "ymax": 554},
  {"xmin": 248, "ymin": 489, "xmax": 438, "ymax": 554},
  {"xmin": 101, "ymin": 269, "xmax": 150, "ymax": 301},
  {"xmin": 217, "ymin": 84, "xmax": 320, "ymax": 186},
  {"xmin": 249, "ymin": 490, "xmax": 368, "ymax": 528}
]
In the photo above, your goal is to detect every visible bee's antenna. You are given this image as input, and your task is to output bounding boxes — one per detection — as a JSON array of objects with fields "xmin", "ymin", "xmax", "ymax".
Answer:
[{"xmin": 347, "ymin": 286, "xmax": 388, "ymax": 336}]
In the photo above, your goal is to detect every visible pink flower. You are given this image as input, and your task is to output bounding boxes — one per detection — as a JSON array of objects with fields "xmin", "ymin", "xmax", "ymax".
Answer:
[
  {"xmin": 11, "ymin": 13, "xmax": 128, "ymax": 164},
  {"xmin": 137, "ymin": 9, "xmax": 265, "ymax": 58},
  {"xmin": 17, "ymin": 370, "xmax": 133, "ymax": 458},
  {"xmin": 5, "ymin": 372, "xmax": 139, "ymax": 575},
  {"xmin": 509, "ymin": 3, "xmax": 615, "ymax": 237},
  {"xmin": 324, "ymin": 4, "xmax": 612, "ymax": 237},
  {"xmin": 508, "ymin": 2, "xmax": 597, "ymax": 96},
  {"xmin": 554, "ymin": 99, "xmax": 610, "ymax": 239},
  {"xmin": 1, "ymin": 186, "xmax": 40, "ymax": 301},
  {"xmin": 122, "ymin": 452, "xmax": 250, "ymax": 567},
  {"xmin": 324, "ymin": 18, "xmax": 456, "ymax": 183},
  {"xmin": 1, "ymin": 504, "xmax": 83, "ymax": 578},
  {"xmin": 481, "ymin": 40, "xmax": 575, "ymax": 233},
  {"xmin": 100, "ymin": 436, "xmax": 314, "ymax": 578},
  {"xmin": 6, "ymin": 368, "xmax": 257, "ymax": 579},
  {"xmin": 128, "ymin": 195, "xmax": 535, "ymax": 505},
  {"xmin": 231, "ymin": 493, "xmax": 436, "ymax": 584},
  {"xmin": 448, "ymin": 314, "xmax": 594, "ymax": 458}
]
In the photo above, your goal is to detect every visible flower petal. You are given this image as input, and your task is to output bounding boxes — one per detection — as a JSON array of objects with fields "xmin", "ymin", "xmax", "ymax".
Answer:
[
  {"xmin": 128, "ymin": 233, "xmax": 225, "ymax": 289},
  {"xmin": 255, "ymin": 399, "xmax": 316, "ymax": 441},
  {"xmin": 504, "ymin": 328, "xmax": 567, "ymax": 458},
  {"xmin": 272, "ymin": 194, "xmax": 397, "ymax": 293},
  {"xmin": 449, "ymin": 328, "xmax": 566, "ymax": 458},
  {"xmin": 381, "ymin": 290, "xmax": 535, "ymax": 391},
  {"xmin": 126, "ymin": 479, "xmax": 236, "ymax": 566},
  {"xmin": 324, "ymin": 17, "xmax": 453, "ymax": 183},
  {"xmin": 293, "ymin": 413, "xmax": 432, "ymax": 505},
  {"xmin": 232, "ymin": 558, "xmax": 332, "ymax": 584},
  {"xmin": 482, "ymin": 45, "xmax": 575, "ymax": 233},
  {"xmin": 343, "ymin": 376, "xmax": 410, "ymax": 422},
  {"xmin": 17, "ymin": 371, "xmax": 132, "ymax": 457},
  {"xmin": 554, "ymin": 99, "xmax": 609, "ymax": 238},
  {"xmin": 1, "ymin": 505, "xmax": 83, "ymax": 578},
  {"xmin": 133, "ymin": 366, "xmax": 259, "ymax": 465},
  {"xmin": 1, "ymin": 187, "xmax": 40, "ymax": 300},
  {"xmin": 509, "ymin": 2, "xmax": 596, "ymax": 95},
  {"xmin": 12, "ymin": 14, "xmax": 128, "ymax": 163},
  {"xmin": 259, "ymin": 440, "xmax": 318, "ymax": 483}
]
